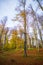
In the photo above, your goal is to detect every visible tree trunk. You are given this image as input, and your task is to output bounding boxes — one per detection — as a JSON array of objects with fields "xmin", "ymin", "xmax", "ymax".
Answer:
[
  {"xmin": 0, "ymin": 34, "xmax": 2, "ymax": 50},
  {"xmin": 24, "ymin": 0, "xmax": 27, "ymax": 56}
]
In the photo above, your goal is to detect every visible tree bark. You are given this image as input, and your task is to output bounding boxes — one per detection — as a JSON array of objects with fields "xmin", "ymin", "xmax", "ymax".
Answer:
[{"xmin": 24, "ymin": 0, "xmax": 27, "ymax": 56}]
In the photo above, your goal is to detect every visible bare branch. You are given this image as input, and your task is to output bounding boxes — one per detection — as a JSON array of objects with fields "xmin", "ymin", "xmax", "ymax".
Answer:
[{"xmin": 37, "ymin": 0, "xmax": 43, "ymax": 10}]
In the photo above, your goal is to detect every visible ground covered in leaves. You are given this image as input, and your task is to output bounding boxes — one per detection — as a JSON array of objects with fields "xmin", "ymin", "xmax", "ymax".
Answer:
[{"xmin": 0, "ymin": 48, "xmax": 43, "ymax": 65}]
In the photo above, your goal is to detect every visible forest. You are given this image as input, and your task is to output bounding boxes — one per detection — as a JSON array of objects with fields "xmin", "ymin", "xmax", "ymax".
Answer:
[{"xmin": 0, "ymin": 0, "xmax": 43, "ymax": 65}]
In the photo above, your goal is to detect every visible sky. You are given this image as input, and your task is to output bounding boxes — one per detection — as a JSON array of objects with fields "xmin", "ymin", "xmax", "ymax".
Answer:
[
  {"xmin": 0, "ymin": 0, "xmax": 18, "ymax": 27},
  {"xmin": 0, "ymin": 0, "xmax": 43, "ymax": 28}
]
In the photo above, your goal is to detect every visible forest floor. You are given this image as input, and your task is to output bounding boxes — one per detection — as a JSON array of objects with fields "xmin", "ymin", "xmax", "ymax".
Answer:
[{"xmin": 0, "ymin": 48, "xmax": 43, "ymax": 65}]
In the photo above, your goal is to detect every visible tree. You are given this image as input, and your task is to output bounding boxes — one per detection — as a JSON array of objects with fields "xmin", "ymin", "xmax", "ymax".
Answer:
[
  {"xmin": 9, "ymin": 29, "xmax": 24, "ymax": 49},
  {"xmin": 10, "ymin": 29, "xmax": 18, "ymax": 49},
  {"xmin": 3, "ymin": 27, "xmax": 9, "ymax": 49},
  {"xmin": 0, "ymin": 16, "xmax": 7, "ymax": 50},
  {"xmin": 12, "ymin": 0, "xmax": 28, "ymax": 56},
  {"xmin": 36, "ymin": 0, "xmax": 43, "ymax": 10},
  {"xmin": 29, "ymin": 5, "xmax": 43, "ymax": 49}
]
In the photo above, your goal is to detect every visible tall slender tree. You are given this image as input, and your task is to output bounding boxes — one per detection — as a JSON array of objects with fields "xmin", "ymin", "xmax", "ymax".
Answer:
[
  {"xmin": 12, "ymin": 0, "xmax": 27, "ymax": 56},
  {"xmin": 0, "ymin": 16, "xmax": 7, "ymax": 50}
]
